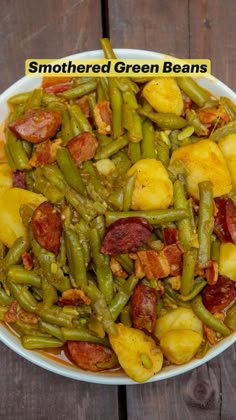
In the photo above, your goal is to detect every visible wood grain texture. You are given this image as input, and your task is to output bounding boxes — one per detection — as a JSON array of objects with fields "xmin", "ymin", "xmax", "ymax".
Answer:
[
  {"xmin": 189, "ymin": 0, "xmax": 236, "ymax": 90},
  {"xmin": 0, "ymin": 0, "xmax": 102, "ymax": 92},
  {"xmin": 108, "ymin": 0, "xmax": 189, "ymax": 58},
  {"xmin": 0, "ymin": 342, "xmax": 119, "ymax": 420}
]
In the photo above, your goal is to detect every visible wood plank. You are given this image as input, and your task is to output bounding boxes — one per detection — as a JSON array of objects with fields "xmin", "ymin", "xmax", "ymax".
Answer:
[
  {"xmin": 108, "ymin": 0, "xmax": 189, "ymax": 58},
  {"xmin": 0, "ymin": 0, "xmax": 102, "ymax": 92},
  {"xmin": 219, "ymin": 345, "xmax": 236, "ymax": 419},
  {"xmin": 0, "ymin": 342, "xmax": 119, "ymax": 420},
  {"xmin": 189, "ymin": 0, "xmax": 236, "ymax": 90}
]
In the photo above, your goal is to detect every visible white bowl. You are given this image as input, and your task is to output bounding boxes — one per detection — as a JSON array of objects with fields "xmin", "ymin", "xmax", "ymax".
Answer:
[{"xmin": 0, "ymin": 49, "xmax": 236, "ymax": 385}]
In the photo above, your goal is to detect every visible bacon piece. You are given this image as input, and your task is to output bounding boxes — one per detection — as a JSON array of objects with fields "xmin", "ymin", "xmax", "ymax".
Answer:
[
  {"xmin": 110, "ymin": 257, "xmax": 128, "ymax": 278},
  {"xmin": 66, "ymin": 341, "xmax": 118, "ymax": 372},
  {"xmin": 94, "ymin": 100, "xmax": 112, "ymax": 134},
  {"xmin": 202, "ymin": 275, "xmax": 235, "ymax": 313},
  {"xmin": 29, "ymin": 138, "xmax": 61, "ymax": 167},
  {"xmin": 42, "ymin": 76, "xmax": 73, "ymax": 89},
  {"xmin": 9, "ymin": 109, "xmax": 62, "ymax": 144},
  {"xmin": 214, "ymin": 197, "xmax": 236, "ymax": 244},
  {"xmin": 162, "ymin": 227, "xmax": 178, "ymax": 246},
  {"xmin": 4, "ymin": 300, "xmax": 39, "ymax": 324},
  {"xmin": 198, "ymin": 106, "xmax": 229, "ymax": 126},
  {"xmin": 12, "ymin": 170, "xmax": 27, "ymax": 189},
  {"xmin": 32, "ymin": 201, "xmax": 62, "ymax": 255},
  {"xmin": 66, "ymin": 132, "xmax": 98, "ymax": 166},
  {"xmin": 136, "ymin": 244, "xmax": 182, "ymax": 280},
  {"xmin": 205, "ymin": 260, "xmax": 218, "ymax": 285},
  {"xmin": 22, "ymin": 252, "xmax": 33, "ymax": 271},
  {"xmin": 44, "ymin": 82, "xmax": 73, "ymax": 94},
  {"xmin": 100, "ymin": 217, "xmax": 153, "ymax": 255},
  {"xmin": 58, "ymin": 289, "xmax": 91, "ymax": 306},
  {"xmin": 131, "ymin": 284, "xmax": 157, "ymax": 333},
  {"xmin": 203, "ymin": 324, "xmax": 217, "ymax": 345}
]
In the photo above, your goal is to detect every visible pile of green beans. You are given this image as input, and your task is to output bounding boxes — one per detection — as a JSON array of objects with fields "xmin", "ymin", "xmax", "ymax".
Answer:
[{"xmin": 1, "ymin": 37, "xmax": 236, "ymax": 378}]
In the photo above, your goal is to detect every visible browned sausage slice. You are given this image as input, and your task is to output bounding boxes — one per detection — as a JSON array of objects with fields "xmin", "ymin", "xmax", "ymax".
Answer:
[
  {"xmin": 9, "ymin": 109, "xmax": 62, "ymax": 144},
  {"xmin": 32, "ymin": 201, "xmax": 62, "ymax": 254},
  {"xmin": 66, "ymin": 132, "xmax": 98, "ymax": 166},
  {"xmin": 13, "ymin": 170, "xmax": 27, "ymax": 189},
  {"xmin": 100, "ymin": 217, "xmax": 153, "ymax": 255},
  {"xmin": 131, "ymin": 284, "xmax": 157, "ymax": 333},
  {"xmin": 202, "ymin": 275, "xmax": 235, "ymax": 313},
  {"xmin": 66, "ymin": 341, "xmax": 118, "ymax": 372}
]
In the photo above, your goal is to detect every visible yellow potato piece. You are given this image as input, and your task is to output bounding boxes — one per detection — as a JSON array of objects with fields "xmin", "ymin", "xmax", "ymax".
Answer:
[
  {"xmin": 219, "ymin": 243, "xmax": 236, "ymax": 281},
  {"xmin": 154, "ymin": 307, "xmax": 203, "ymax": 339},
  {"xmin": 109, "ymin": 323, "xmax": 163, "ymax": 382},
  {"xmin": 0, "ymin": 163, "xmax": 13, "ymax": 190},
  {"xmin": 218, "ymin": 133, "xmax": 236, "ymax": 187},
  {"xmin": 171, "ymin": 139, "xmax": 232, "ymax": 199},
  {"xmin": 0, "ymin": 188, "xmax": 46, "ymax": 247},
  {"xmin": 160, "ymin": 329, "xmax": 202, "ymax": 365},
  {"xmin": 142, "ymin": 78, "xmax": 184, "ymax": 115},
  {"xmin": 127, "ymin": 159, "xmax": 173, "ymax": 210}
]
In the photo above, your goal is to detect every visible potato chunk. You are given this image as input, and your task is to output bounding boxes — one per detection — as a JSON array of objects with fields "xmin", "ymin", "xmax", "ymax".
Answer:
[
  {"xmin": 160, "ymin": 329, "xmax": 202, "ymax": 365},
  {"xmin": 219, "ymin": 243, "xmax": 236, "ymax": 281},
  {"xmin": 109, "ymin": 323, "xmax": 163, "ymax": 382},
  {"xmin": 154, "ymin": 307, "xmax": 203, "ymax": 339},
  {"xmin": 218, "ymin": 133, "xmax": 236, "ymax": 187},
  {"xmin": 0, "ymin": 188, "xmax": 46, "ymax": 247},
  {"xmin": 0, "ymin": 163, "xmax": 13, "ymax": 190},
  {"xmin": 127, "ymin": 159, "xmax": 173, "ymax": 210},
  {"xmin": 142, "ymin": 78, "xmax": 184, "ymax": 115},
  {"xmin": 171, "ymin": 139, "xmax": 232, "ymax": 199}
]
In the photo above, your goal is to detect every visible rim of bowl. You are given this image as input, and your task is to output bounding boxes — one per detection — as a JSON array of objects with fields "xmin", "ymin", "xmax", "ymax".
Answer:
[{"xmin": 0, "ymin": 48, "xmax": 236, "ymax": 385}]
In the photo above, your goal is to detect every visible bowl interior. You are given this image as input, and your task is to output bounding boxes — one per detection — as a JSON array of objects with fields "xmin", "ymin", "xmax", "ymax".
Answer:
[{"xmin": 0, "ymin": 49, "xmax": 236, "ymax": 385}]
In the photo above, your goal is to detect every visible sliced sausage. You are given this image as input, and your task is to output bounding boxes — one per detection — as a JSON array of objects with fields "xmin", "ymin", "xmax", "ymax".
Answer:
[
  {"xmin": 226, "ymin": 198, "xmax": 236, "ymax": 244},
  {"xmin": 32, "ymin": 201, "xmax": 62, "ymax": 255},
  {"xmin": 131, "ymin": 284, "xmax": 157, "ymax": 333},
  {"xmin": 9, "ymin": 109, "xmax": 62, "ymax": 144},
  {"xmin": 202, "ymin": 275, "xmax": 235, "ymax": 313},
  {"xmin": 100, "ymin": 217, "xmax": 153, "ymax": 255},
  {"xmin": 66, "ymin": 132, "xmax": 98, "ymax": 166},
  {"xmin": 22, "ymin": 252, "xmax": 33, "ymax": 271},
  {"xmin": 29, "ymin": 138, "xmax": 61, "ymax": 167},
  {"xmin": 13, "ymin": 170, "xmax": 27, "ymax": 189},
  {"xmin": 162, "ymin": 227, "xmax": 178, "ymax": 246},
  {"xmin": 214, "ymin": 197, "xmax": 236, "ymax": 244},
  {"xmin": 66, "ymin": 341, "xmax": 118, "ymax": 372}
]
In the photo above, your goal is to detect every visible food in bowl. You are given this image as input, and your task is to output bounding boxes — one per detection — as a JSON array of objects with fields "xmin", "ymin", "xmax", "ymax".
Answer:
[{"xmin": 0, "ymin": 38, "xmax": 236, "ymax": 383}]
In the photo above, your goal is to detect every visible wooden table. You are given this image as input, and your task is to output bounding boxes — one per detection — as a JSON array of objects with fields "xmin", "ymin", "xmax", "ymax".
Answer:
[{"xmin": 0, "ymin": 1, "xmax": 236, "ymax": 418}]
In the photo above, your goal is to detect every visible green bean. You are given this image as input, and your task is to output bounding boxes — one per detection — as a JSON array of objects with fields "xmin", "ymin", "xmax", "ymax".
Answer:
[
  {"xmin": 22, "ymin": 140, "xmax": 33, "ymax": 157},
  {"xmin": 8, "ymin": 92, "xmax": 31, "ymax": 105},
  {"xmin": 99, "ymin": 78, "xmax": 109, "ymax": 100},
  {"xmin": 42, "ymin": 92, "xmax": 62, "ymax": 105},
  {"xmin": 221, "ymin": 96, "xmax": 236, "ymax": 119},
  {"xmin": 4, "ymin": 143, "xmax": 16, "ymax": 170},
  {"xmin": 39, "ymin": 320, "xmax": 65, "ymax": 342},
  {"xmin": 56, "ymin": 148, "xmax": 85, "ymax": 195},
  {"xmin": 109, "ymin": 78, "xmax": 124, "ymax": 139},
  {"xmin": 105, "ymin": 208, "xmax": 189, "ymax": 225},
  {"xmin": 211, "ymin": 238, "xmax": 221, "ymax": 262},
  {"xmin": 0, "ymin": 288, "xmax": 14, "ymax": 306},
  {"xmin": 177, "ymin": 77, "xmax": 211, "ymax": 107},
  {"xmin": 70, "ymin": 115, "xmax": 81, "ymax": 136},
  {"xmin": 180, "ymin": 278, "xmax": 207, "ymax": 301},
  {"xmin": 138, "ymin": 108, "xmax": 187, "ymax": 129},
  {"xmin": 181, "ymin": 247, "xmax": 198, "ymax": 295},
  {"xmin": 6, "ymin": 281, "xmax": 38, "ymax": 313},
  {"xmin": 185, "ymin": 109, "xmax": 208, "ymax": 136},
  {"xmin": 65, "ymin": 229, "xmax": 87, "ymax": 288},
  {"xmin": 141, "ymin": 119, "xmax": 156, "ymax": 159},
  {"xmin": 120, "ymin": 305, "xmax": 132, "ymax": 327},
  {"xmin": 7, "ymin": 266, "xmax": 41, "ymax": 288},
  {"xmin": 90, "ymin": 215, "xmax": 106, "ymax": 240},
  {"xmin": 95, "ymin": 134, "xmax": 129, "ymax": 160},
  {"xmin": 128, "ymin": 142, "xmax": 141, "ymax": 163},
  {"xmin": 21, "ymin": 335, "xmax": 63, "ymax": 349},
  {"xmin": 123, "ymin": 103, "xmax": 142, "ymax": 143},
  {"xmin": 115, "ymin": 254, "xmax": 134, "ymax": 275},
  {"xmin": 225, "ymin": 304, "xmax": 236, "ymax": 330},
  {"xmin": 97, "ymin": 80, "xmax": 107, "ymax": 103},
  {"xmin": 31, "ymin": 236, "xmax": 71, "ymax": 292},
  {"xmin": 107, "ymin": 190, "xmax": 124, "ymax": 210},
  {"xmin": 198, "ymin": 181, "xmax": 214, "ymax": 267},
  {"xmin": 100, "ymin": 38, "xmax": 117, "ymax": 59},
  {"xmin": 24, "ymin": 89, "xmax": 43, "ymax": 110},
  {"xmin": 87, "ymin": 93, "xmax": 97, "ymax": 120},
  {"xmin": 173, "ymin": 180, "xmax": 194, "ymax": 251},
  {"xmin": 41, "ymin": 278, "xmax": 57, "ymax": 309},
  {"xmin": 164, "ymin": 284, "xmax": 191, "ymax": 308},
  {"xmin": 112, "ymin": 151, "xmax": 131, "ymax": 175},
  {"xmin": 69, "ymin": 104, "xmax": 93, "ymax": 133},
  {"xmin": 37, "ymin": 306, "xmax": 73, "ymax": 328},
  {"xmin": 192, "ymin": 295, "xmax": 231, "ymax": 336},
  {"xmin": 210, "ymin": 120, "xmax": 236, "ymax": 142},
  {"xmin": 156, "ymin": 138, "xmax": 169, "ymax": 167},
  {"xmin": 42, "ymin": 164, "xmax": 66, "ymax": 191},
  {"xmin": 89, "ymin": 228, "xmax": 113, "ymax": 303},
  {"xmin": 0, "ymin": 241, "xmax": 5, "ymax": 260},
  {"xmin": 64, "ymin": 189, "xmax": 92, "ymax": 223},
  {"xmin": 2, "ymin": 237, "xmax": 29, "ymax": 269},
  {"xmin": 61, "ymin": 327, "xmax": 110, "ymax": 345},
  {"xmin": 34, "ymin": 171, "xmax": 63, "ymax": 203},
  {"xmin": 0, "ymin": 306, "xmax": 8, "ymax": 320},
  {"xmin": 84, "ymin": 283, "xmax": 117, "ymax": 336},
  {"xmin": 123, "ymin": 173, "xmax": 136, "ymax": 211},
  {"xmin": 5, "ymin": 128, "xmax": 30, "ymax": 170},
  {"xmin": 31, "ymin": 287, "xmax": 43, "ymax": 302},
  {"xmin": 109, "ymin": 275, "xmax": 139, "ymax": 320},
  {"xmin": 96, "ymin": 133, "xmax": 113, "ymax": 147},
  {"xmin": 61, "ymin": 80, "xmax": 97, "ymax": 100},
  {"xmin": 169, "ymin": 129, "xmax": 179, "ymax": 153}
]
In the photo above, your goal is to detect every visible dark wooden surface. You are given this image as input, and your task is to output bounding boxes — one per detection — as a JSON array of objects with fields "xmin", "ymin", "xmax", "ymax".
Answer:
[{"xmin": 0, "ymin": 1, "xmax": 236, "ymax": 419}]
